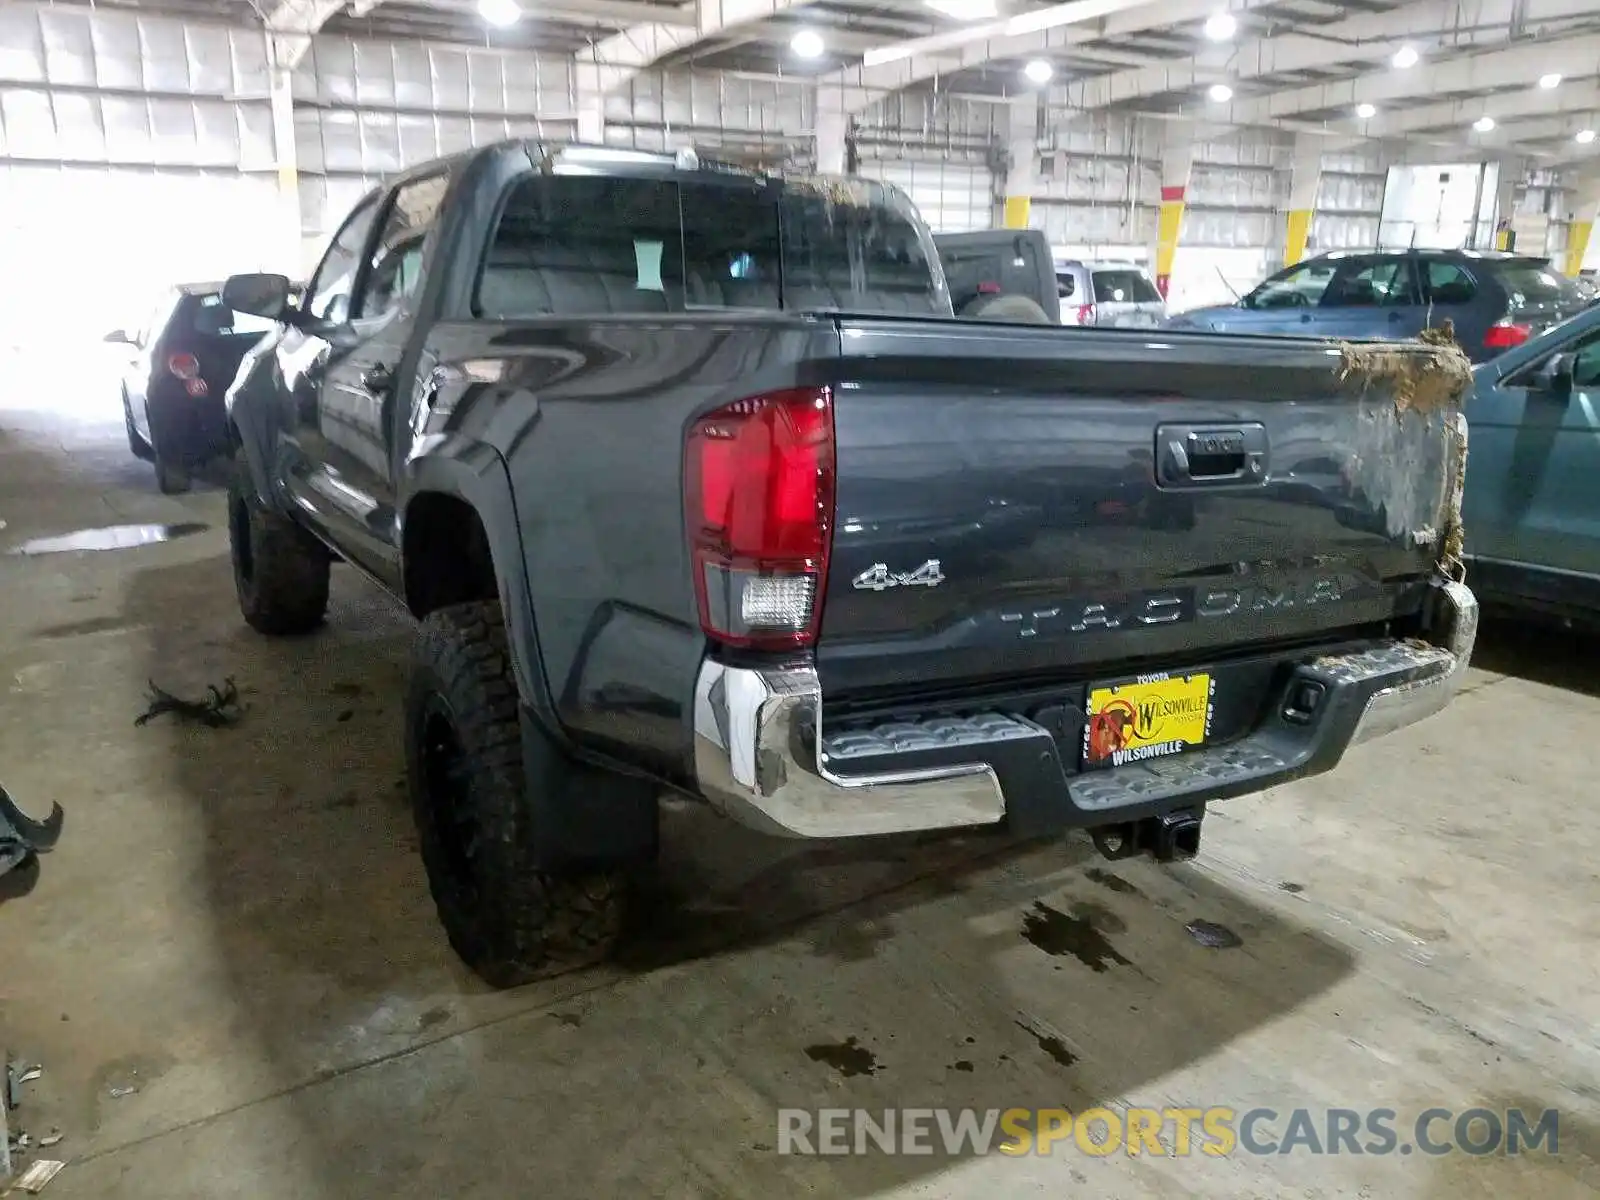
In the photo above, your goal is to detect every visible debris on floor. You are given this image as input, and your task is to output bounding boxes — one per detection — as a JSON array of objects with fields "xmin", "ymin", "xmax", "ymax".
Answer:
[
  {"xmin": 134, "ymin": 678, "xmax": 241, "ymax": 729},
  {"xmin": 0, "ymin": 787, "xmax": 63, "ymax": 882},
  {"xmin": 106, "ymin": 1085, "xmax": 138, "ymax": 1100},
  {"xmin": 1185, "ymin": 919, "xmax": 1244, "ymax": 949},
  {"xmin": 12, "ymin": 1158, "xmax": 65, "ymax": 1193}
]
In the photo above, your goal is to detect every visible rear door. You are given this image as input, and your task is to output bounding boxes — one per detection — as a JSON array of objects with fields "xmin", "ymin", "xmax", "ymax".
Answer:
[
  {"xmin": 1311, "ymin": 254, "xmax": 1426, "ymax": 342},
  {"xmin": 316, "ymin": 170, "xmax": 450, "ymax": 579},
  {"xmin": 1418, "ymin": 258, "xmax": 1482, "ymax": 344},
  {"xmin": 1089, "ymin": 266, "xmax": 1164, "ymax": 328},
  {"xmin": 1465, "ymin": 320, "xmax": 1600, "ymax": 579}
]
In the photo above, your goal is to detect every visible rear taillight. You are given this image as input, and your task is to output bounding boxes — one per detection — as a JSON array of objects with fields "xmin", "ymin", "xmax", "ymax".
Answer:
[
  {"xmin": 1483, "ymin": 320, "xmax": 1531, "ymax": 351},
  {"xmin": 168, "ymin": 352, "xmax": 209, "ymax": 397},
  {"xmin": 685, "ymin": 387, "xmax": 835, "ymax": 650},
  {"xmin": 1076, "ymin": 304, "xmax": 1096, "ymax": 325}
]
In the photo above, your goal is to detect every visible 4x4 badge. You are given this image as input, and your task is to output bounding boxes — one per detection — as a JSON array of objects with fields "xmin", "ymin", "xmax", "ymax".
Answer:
[{"xmin": 852, "ymin": 559, "xmax": 944, "ymax": 592}]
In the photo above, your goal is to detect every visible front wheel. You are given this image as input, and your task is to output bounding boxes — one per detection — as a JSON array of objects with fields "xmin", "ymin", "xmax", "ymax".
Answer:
[
  {"xmin": 406, "ymin": 600, "xmax": 628, "ymax": 987},
  {"xmin": 228, "ymin": 446, "xmax": 329, "ymax": 635}
]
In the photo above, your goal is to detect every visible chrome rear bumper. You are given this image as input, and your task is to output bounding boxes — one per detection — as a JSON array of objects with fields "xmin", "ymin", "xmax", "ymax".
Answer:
[{"xmin": 693, "ymin": 579, "xmax": 1477, "ymax": 839}]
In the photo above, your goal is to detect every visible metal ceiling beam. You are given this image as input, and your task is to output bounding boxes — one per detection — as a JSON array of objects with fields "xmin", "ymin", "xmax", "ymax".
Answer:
[
  {"xmin": 1356, "ymin": 79, "xmax": 1600, "ymax": 136},
  {"xmin": 816, "ymin": 0, "xmax": 1281, "ymax": 118},
  {"xmin": 577, "ymin": 0, "xmax": 801, "ymax": 97},
  {"xmin": 263, "ymin": 0, "xmax": 351, "ymax": 66},
  {"xmin": 1226, "ymin": 31, "xmax": 1600, "ymax": 123},
  {"xmin": 1068, "ymin": 0, "xmax": 1600, "ymax": 109}
]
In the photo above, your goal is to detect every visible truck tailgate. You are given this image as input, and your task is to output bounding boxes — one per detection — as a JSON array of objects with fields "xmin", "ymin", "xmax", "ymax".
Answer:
[{"xmin": 819, "ymin": 319, "xmax": 1460, "ymax": 698}]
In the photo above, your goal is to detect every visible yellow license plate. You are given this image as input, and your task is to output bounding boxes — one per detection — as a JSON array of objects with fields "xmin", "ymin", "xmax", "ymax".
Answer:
[{"xmin": 1084, "ymin": 672, "xmax": 1214, "ymax": 768}]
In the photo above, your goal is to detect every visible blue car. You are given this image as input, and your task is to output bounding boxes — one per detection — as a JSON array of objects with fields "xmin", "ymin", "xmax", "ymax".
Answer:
[
  {"xmin": 1462, "ymin": 303, "xmax": 1600, "ymax": 623},
  {"xmin": 1168, "ymin": 249, "xmax": 1586, "ymax": 363}
]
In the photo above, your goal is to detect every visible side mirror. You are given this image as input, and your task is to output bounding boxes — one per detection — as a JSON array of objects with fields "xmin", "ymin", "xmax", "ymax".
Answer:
[
  {"xmin": 222, "ymin": 272, "xmax": 293, "ymax": 322},
  {"xmin": 1533, "ymin": 351, "xmax": 1575, "ymax": 397},
  {"xmin": 103, "ymin": 329, "xmax": 133, "ymax": 345}
]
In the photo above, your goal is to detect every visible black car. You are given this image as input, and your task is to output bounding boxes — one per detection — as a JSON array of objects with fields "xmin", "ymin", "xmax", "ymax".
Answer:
[{"xmin": 107, "ymin": 283, "xmax": 287, "ymax": 493}]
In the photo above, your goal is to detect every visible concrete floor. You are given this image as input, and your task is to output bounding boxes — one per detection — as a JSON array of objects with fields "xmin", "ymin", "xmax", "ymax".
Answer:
[{"xmin": 0, "ymin": 385, "xmax": 1596, "ymax": 1198}]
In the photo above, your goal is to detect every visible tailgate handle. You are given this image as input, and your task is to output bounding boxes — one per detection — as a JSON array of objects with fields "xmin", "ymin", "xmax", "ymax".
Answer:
[{"xmin": 1157, "ymin": 424, "xmax": 1268, "ymax": 488}]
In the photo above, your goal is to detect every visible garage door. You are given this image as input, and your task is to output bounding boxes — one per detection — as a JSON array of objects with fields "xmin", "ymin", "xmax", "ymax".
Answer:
[
  {"xmin": 0, "ymin": 164, "xmax": 280, "ymax": 355},
  {"xmin": 855, "ymin": 159, "xmax": 995, "ymax": 233}
]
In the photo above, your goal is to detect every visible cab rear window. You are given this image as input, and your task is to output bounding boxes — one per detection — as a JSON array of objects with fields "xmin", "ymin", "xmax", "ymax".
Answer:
[{"xmin": 189, "ymin": 294, "xmax": 276, "ymax": 337}]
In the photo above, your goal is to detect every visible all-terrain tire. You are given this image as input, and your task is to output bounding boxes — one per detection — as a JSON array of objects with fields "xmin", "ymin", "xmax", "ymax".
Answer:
[
  {"xmin": 406, "ymin": 600, "xmax": 627, "ymax": 987},
  {"xmin": 228, "ymin": 445, "xmax": 329, "ymax": 635}
]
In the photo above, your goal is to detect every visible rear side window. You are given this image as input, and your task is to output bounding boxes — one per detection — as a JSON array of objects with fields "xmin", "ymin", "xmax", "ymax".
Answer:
[
  {"xmin": 188, "ymin": 293, "xmax": 275, "ymax": 338},
  {"xmin": 478, "ymin": 175, "xmax": 683, "ymax": 318},
  {"xmin": 1425, "ymin": 262, "xmax": 1478, "ymax": 305},
  {"xmin": 1091, "ymin": 269, "xmax": 1160, "ymax": 303},
  {"xmin": 1321, "ymin": 257, "xmax": 1418, "ymax": 307},
  {"xmin": 779, "ymin": 192, "xmax": 941, "ymax": 315},
  {"xmin": 1056, "ymin": 273, "xmax": 1076, "ymax": 299},
  {"xmin": 1492, "ymin": 259, "xmax": 1579, "ymax": 303}
]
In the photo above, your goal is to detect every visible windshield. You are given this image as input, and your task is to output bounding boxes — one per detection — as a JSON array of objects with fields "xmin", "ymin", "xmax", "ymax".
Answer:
[{"xmin": 1092, "ymin": 269, "xmax": 1160, "ymax": 304}]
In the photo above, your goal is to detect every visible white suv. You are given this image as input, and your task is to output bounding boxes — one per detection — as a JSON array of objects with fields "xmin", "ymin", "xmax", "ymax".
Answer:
[{"xmin": 1055, "ymin": 260, "xmax": 1167, "ymax": 328}]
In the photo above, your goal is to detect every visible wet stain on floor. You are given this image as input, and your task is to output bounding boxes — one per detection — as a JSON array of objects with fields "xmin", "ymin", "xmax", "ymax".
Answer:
[
  {"xmin": 948, "ymin": 1060, "xmax": 975, "ymax": 1073},
  {"xmin": 1279, "ymin": 881, "xmax": 1305, "ymax": 894},
  {"xmin": 1016, "ymin": 1023, "xmax": 1079, "ymax": 1068},
  {"xmin": 416, "ymin": 1006, "xmax": 452, "ymax": 1032},
  {"xmin": 1021, "ymin": 901, "xmax": 1133, "ymax": 973},
  {"xmin": 1083, "ymin": 867, "xmax": 1144, "ymax": 896},
  {"xmin": 1185, "ymin": 919, "xmax": 1244, "ymax": 949},
  {"xmin": 32, "ymin": 615, "xmax": 132, "ymax": 640},
  {"xmin": 805, "ymin": 1036, "xmax": 880, "ymax": 1077},
  {"xmin": 8, "ymin": 522, "xmax": 208, "ymax": 556}
]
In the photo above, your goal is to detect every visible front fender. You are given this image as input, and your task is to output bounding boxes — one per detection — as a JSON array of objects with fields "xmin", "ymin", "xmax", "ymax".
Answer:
[{"xmin": 400, "ymin": 442, "xmax": 562, "ymax": 736}]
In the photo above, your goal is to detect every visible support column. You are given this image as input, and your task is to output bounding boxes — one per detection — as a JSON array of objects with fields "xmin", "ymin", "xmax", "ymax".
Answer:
[
  {"xmin": 815, "ymin": 89, "xmax": 848, "ymax": 176},
  {"xmin": 1492, "ymin": 161, "xmax": 1521, "ymax": 251},
  {"xmin": 1565, "ymin": 197, "xmax": 1600, "ymax": 276},
  {"xmin": 1151, "ymin": 121, "xmax": 1194, "ymax": 300},
  {"xmin": 267, "ymin": 37, "xmax": 303, "ymax": 273},
  {"xmin": 574, "ymin": 60, "xmax": 606, "ymax": 145},
  {"xmin": 1283, "ymin": 133, "xmax": 1322, "ymax": 267},
  {"xmin": 1002, "ymin": 99, "xmax": 1039, "ymax": 229}
]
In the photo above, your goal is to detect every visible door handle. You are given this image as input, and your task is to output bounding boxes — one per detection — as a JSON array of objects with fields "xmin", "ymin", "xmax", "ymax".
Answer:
[
  {"xmin": 361, "ymin": 363, "xmax": 395, "ymax": 395},
  {"xmin": 1387, "ymin": 310, "xmax": 1404, "ymax": 322},
  {"xmin": 1299, "ymin": 312, "xmax": 1313, "ymax": 323}
]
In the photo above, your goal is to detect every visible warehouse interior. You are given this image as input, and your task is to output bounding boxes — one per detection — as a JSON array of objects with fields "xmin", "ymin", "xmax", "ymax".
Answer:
[{"xmin": 2, "ymin": 0, "xmax": 1600, "ymax": 1195}]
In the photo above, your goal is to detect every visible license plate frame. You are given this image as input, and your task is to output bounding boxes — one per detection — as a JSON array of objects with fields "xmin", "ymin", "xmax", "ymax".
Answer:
[{"xmin": 1082, "ymin": 671, "xmax": 1215, "ymax": 769}]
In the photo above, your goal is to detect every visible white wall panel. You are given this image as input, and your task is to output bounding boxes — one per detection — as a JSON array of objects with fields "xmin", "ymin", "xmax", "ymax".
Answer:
[{"xmin": 855, "ymin": 158, "xmax": 995, "ymax": 232}]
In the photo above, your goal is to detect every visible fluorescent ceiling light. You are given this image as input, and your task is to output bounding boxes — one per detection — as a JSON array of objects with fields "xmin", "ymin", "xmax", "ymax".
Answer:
[
  {"xmin": 926, "ymin": 0, "xmax": 999, "ymax": 19},
  {"xmin": 1024, "ymin": 59, "xmax": 1054, "ymax": 84},
  {"xmin": 1203, "ymin": 11, "xmax": 1237, "ymax": 41},
  {"xmin": 1473, "ymin": 115, "xmax": 1496, "ymax": 132},
  {"xmin": 478, "ymin": 0, "xmax": 521, "ymax": 26},
  {"xmin": 1539, "ymin": 72, "xmax": 1563, "ymax": 89},
  {"xmin": 1208, "ymin": 82, "xmax": 1233, "ymax": 103},
  {"xmin": 1392, "ymin": 45, "xmax": 1419, "ymax": 69},
  {"xmin": 1578, "ymin": 128, "xmax": 1597, "ymax": 144},
  {"xmin": 1356, "ymin": 102, "xmax": 1376, "ymax": 119},
  {"xmin": 791, "ymin": 29, "xmax": 825, "ymax": 58}
]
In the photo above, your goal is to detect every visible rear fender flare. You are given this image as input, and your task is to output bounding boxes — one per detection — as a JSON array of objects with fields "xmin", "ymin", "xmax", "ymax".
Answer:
[{"xmin": 400, "ymin": 444, "xmax": 562, "ymax": 735}]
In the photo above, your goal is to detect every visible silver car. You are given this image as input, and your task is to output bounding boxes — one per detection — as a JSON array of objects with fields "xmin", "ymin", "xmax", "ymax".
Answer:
[{"xmin": 1055, "ymin": 260, "xmax": 1167, "ymax": 328}]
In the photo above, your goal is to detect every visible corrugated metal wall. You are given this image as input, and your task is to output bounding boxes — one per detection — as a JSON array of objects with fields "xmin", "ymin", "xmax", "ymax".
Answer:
[
  {"xmin": 0, "ymin": 3, "xmax": 280, "ymax": 343},
  {"xmin": 853, "ymin": 93, "xmax": 997, "ymax": 232}
]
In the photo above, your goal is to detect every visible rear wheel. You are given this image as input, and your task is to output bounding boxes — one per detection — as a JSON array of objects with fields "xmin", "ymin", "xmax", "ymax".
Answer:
[
  {"xmin": 407, "ymin": 600, "xmax": 628, "ymax": 987},
  {"xmin": 960, "ymin": 293, "xmax": 1052, "ymax": 324},
  {"xmin": 122, "ymin": 389, "xmax": 154, "ymax": 463},
  {"xmin": 229, "ymin": 446, "xmax": 329, "ymax": 635}
]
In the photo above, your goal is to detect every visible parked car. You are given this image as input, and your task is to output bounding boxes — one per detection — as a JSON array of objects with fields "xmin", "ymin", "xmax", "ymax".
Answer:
[
  {"xmin": 1055, "ymin": 260, "xmax": 1166, "ymax": 328},
  {"xmin": 934, "ymin": 229, "xmax": 1060, "ymax": 323},
  {"xmin": 106, "ymin": 283, "xmax": 293, "ymax": 493},
  {"xmin": 219, "ymin": 141, "xmax": 1475, "ymax": 986},
  {"xmin": 1165, "ymin": 249, "xmax": 1587, "ymax": 362},
  {"xmin": 1462, "ymin": 300, "xmax": 1600, "ymax": 624}
]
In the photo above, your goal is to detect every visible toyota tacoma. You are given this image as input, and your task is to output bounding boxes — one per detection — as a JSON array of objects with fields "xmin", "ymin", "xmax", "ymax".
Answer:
[{"xmin": 221, "ymin": 142, "xmax": 1478, "ymax": 986}]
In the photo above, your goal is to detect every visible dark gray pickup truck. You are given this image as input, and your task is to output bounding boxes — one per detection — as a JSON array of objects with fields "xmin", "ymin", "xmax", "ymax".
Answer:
[{"xmin": 222, "ymin": 141, "xmax": 1478, "ymax": 986}]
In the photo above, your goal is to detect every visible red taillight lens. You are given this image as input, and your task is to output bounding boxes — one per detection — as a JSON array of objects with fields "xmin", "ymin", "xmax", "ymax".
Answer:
[
  {"xmin": 1483, "ymin": 321, "xmax": 1531, "ymax": 350},
  {"xmin": 168, "ymin": 352, "xmax": 200, "ymax": 380},
  {"xmin": 685, "ymin": 387, "xmax": 835, "ymax": 649},
  {"xmin": 1077, "ymin": 304, "xmax": 1096, "ymax": 325}
]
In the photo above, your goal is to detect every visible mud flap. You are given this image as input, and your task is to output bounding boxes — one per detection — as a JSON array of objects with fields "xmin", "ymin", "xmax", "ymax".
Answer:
[{"xmin": 0, "ymin": 784, "xmax": 64, "ymax": 878}]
